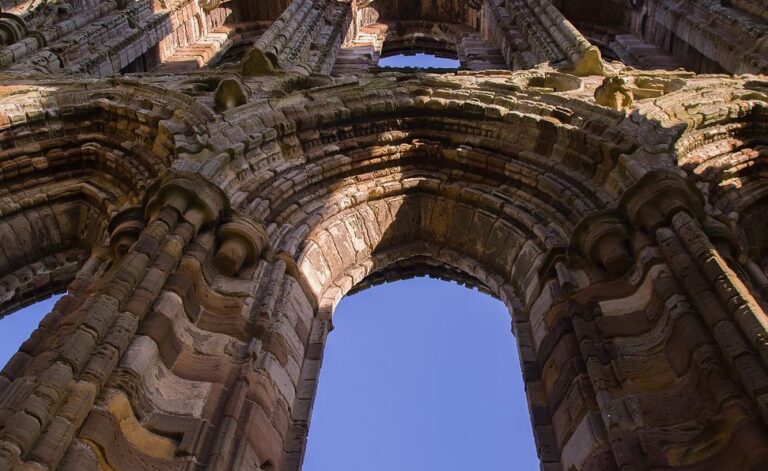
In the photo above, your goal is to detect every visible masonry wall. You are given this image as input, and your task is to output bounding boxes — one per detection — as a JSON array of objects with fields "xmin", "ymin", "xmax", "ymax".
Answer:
[{"xmin": 0, "ymin": 1, "xmax": 767, "ymax": 470}]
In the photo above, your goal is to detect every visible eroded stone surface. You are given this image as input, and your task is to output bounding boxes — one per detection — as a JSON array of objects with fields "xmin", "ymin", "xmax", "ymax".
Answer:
[{"xmin": 0, "ymin": 1, "xmax": 767, "ymax": 470}]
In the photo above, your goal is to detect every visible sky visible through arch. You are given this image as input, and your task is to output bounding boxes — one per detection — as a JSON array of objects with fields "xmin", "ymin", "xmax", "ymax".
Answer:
[
  {"xmin": 378, "ymin": 52, "xmax": 461, "ymax": 69},
  {"xmin": 305, "ymin": 53, "xmax": 539, "ymax": 468},
  {"xmin": 303, "ymin": 277, "xmax": 538, "ymax": 470},
  {"xmin": 0, "ymin": 295, "xmax": 60, "ymax": 368}
]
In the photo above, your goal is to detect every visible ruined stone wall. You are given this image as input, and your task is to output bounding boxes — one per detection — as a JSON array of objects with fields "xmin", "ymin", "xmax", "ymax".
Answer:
[{"xmin": 0, "ymin": 1, "xmax": 767, "ymax": 470}]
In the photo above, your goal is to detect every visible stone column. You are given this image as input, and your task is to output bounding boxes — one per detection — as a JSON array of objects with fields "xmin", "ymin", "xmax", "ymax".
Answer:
[
  {"xmin": 242, "ymin": 0, "xmax": 353, "ymax": 75},
  {"xmin": 489, "ymin": 0, "xmax": 606, "ymax": 75},
  {"xmin": 570, "ymin": 213, "xmax": 643, "ymax": 470},
  {"xmin": 619, "ymin": 171, "xmax": 768, "ymax": 468},
  {"xmin": 629, "ymin": 0, "xmax": 768, "ymax": 74},
  {"xmin": 566, "ymin": 171, "xmax": 768, "ymax": 469},
  {"xmin": 482, "ymin": 0, "xmax": 537, "ymax": 70},
  {"xmin": 657, "ymin": 213, "xmax": 768, "ymax": 410},
  {"xmin": 528, "ymin": 249, "xmax": 619, "ymax": 471},
  {"xmin": 0, "ymin": 172, "xmax": 230, "ymax": 469}
]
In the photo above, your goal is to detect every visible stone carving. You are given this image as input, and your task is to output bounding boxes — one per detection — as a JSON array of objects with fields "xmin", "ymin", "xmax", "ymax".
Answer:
[
  {"xmin": 214, "ymin": 216, "xmax": 268, "ymax": 277},
  {"xmin": 572, "ymin": 211, "xmax": 633, "ymax": 278},
  {"xmin": 214, "ymin": 77, "xmax": 251, "ymax": 111},
  {"xmin": 594, "ymin": 75, "xmax": 634, "ymax": 110},
  {"xmin": 0, "ymin": 13, "xmax": 27, "ymax": 46},
  {"xmin": 0, "ymin": 1, "xmax": 767, "ymax": 471}
]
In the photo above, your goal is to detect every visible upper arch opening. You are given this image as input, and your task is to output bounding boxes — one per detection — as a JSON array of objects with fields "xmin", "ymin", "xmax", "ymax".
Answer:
[{"xmin": 335, "ymin": 1, "xmax": 506, "ymax": 74}]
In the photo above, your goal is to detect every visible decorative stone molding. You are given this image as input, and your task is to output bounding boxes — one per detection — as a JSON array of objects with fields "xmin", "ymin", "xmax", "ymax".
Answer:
[
  {"xmin": 572, "ymin": 211, "xmax": 634, "ymax": 278},
  {"xmin": 213, "ymin": 216, "xmax": 269, "ymax": 277},
  {"xmin": 107, "ymin": 208, "xmax": 146, "ymax": 260},
  {"xmin": 144, "ymin": 173, "xmax": 229, "ymax": 230},
  {"xmin": 245, "ymin": 0, "xmax": 353, "ymax": 76},
  {"xmin": 509, "ymin": 70, "xmax": 583, "ymax": 92},
  {"xmin": 0, "ymin": 13, "xmax": 26, "ymax": 47},
  {"xmin": 620, "ymin": 171, "xmax": 706, "ymax": 233},
  {"xmin": 500, "ymin": 0, "xmax": 608, "ymax": 75},
  {"xmin": 702, "ymin": 216, "xmax": 742, "ymax": 260},
  {"xmin": 538, "ymin": 246, "xmax": 577, "ymax": 293}
]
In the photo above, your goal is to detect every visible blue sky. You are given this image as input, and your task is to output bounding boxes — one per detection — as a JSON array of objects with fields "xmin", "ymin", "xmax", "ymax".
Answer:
[
  {"xmin": 0, "ymin": 295, "xmax": 59, "ymax": 368},
  {"xmin": 379, "ymin": 53, "xmax": 460, "ymax": 69},
  {"xmin": 303, "ymin": 277, "xmax": 539, "ymax": 470}
]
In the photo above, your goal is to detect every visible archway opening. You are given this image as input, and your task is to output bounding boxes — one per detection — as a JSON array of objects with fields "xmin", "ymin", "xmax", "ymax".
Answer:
[
  {"xmin": 0, "ymin": 294, "xmax": 62, "ymax": 367},
  {"xmin": 378, "ymin": 52, "xmax": 460, "ymax": 69},
  {"xmin": 303, "ymin": 277, "xmax": 538, "ymax": 470}
]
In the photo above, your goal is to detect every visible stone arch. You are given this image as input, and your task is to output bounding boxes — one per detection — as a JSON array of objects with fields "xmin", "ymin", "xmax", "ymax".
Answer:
[
  {"xmin": 231, "ymin": 74, "xmax": 641, "ymax": 309},
  {"xmin": 300, "ymin": 195, "xmax": 530, "ymax": 318},
  {"xmin": 1, "ymin": 1, "xmax": 767, "ymax": 470},
  {"xmin": 190, "ymin": 76, "xmax": 768, "ymax": 471},
  {"xmin": 218, "ymin": 76, "xmax": 646, "ymax": 469},
  {"xmin": 226, "ymin": 74, "xmax": 636, "ymax": 210},
  {"xmin": 0, "ymin": 80, "xmax": 214, "ymax": 318},
  {"xmin": 31, "ymin": 73, "xmax": 764, "ymax": 471}
]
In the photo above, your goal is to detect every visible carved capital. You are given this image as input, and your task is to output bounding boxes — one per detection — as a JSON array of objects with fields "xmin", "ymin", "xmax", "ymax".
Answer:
[
  {"xmin": 595, "ymin": 75, "xmax": 633, "ymax": 110},
  {"xmin": 0, "ymin": 13, "xmax": 27, "ymax": 46},
  {"xmin": 241, "ymin": 47, "xmax": 278, "ymax": 76},
  {"xmin": 573, "ymin": 46, "xmax": 607, "ymax": 77},
  {"xmin": 214, "ymin": 215, "xmax": 269, "ymax": 277},
  {"xmin": 107, "ymin": 208, "xmax": 146, "ymax": 259},
  {"xmin": 144, "ymin": 172, "xmax": 229, "ymax": 229},
  {"xmin": 573, "ymin": 211, "xmax": 634, "ymax": 278},
  {"xmin": 620, "ymin": 170, "xmax": 705, "ymax": 232}
]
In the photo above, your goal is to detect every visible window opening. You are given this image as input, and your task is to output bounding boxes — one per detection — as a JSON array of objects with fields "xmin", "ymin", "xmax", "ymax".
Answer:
[
  {"xmin": 303, "ymin": 277, "xmax": 538, "ymax": 470},
  {"xmin": 378, "ymin": 53, "xmax": 460, "ymax": 70}
]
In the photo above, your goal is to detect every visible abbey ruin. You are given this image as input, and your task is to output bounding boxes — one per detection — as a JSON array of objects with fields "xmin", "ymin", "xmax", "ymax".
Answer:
[{"xmin": 0, "ymin": 0, "xmax": 767, "ymax": 469}]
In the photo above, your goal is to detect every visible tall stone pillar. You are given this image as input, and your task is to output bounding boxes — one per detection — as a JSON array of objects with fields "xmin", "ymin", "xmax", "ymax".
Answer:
[
  {"xmin": 625, "ymin": 173, "xmax": 768, "ymax": 423},
  {"xmin": 561, "ymin": 171, "xmax": 768, "ymax": 469},
  {"xmin": 484, "ymin": 0, "xmax": 606, "ymax": 75},
  {"xmin": 242, "ymin": 0, "xmax": 353, "ymax": 75},
  {"xmin": 0, "ymin": 165, "xmax": 327, "ymax": 469},
  {"xmin": 0, "ymin": 172, "xmax": 234, "ymax": 469}
]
